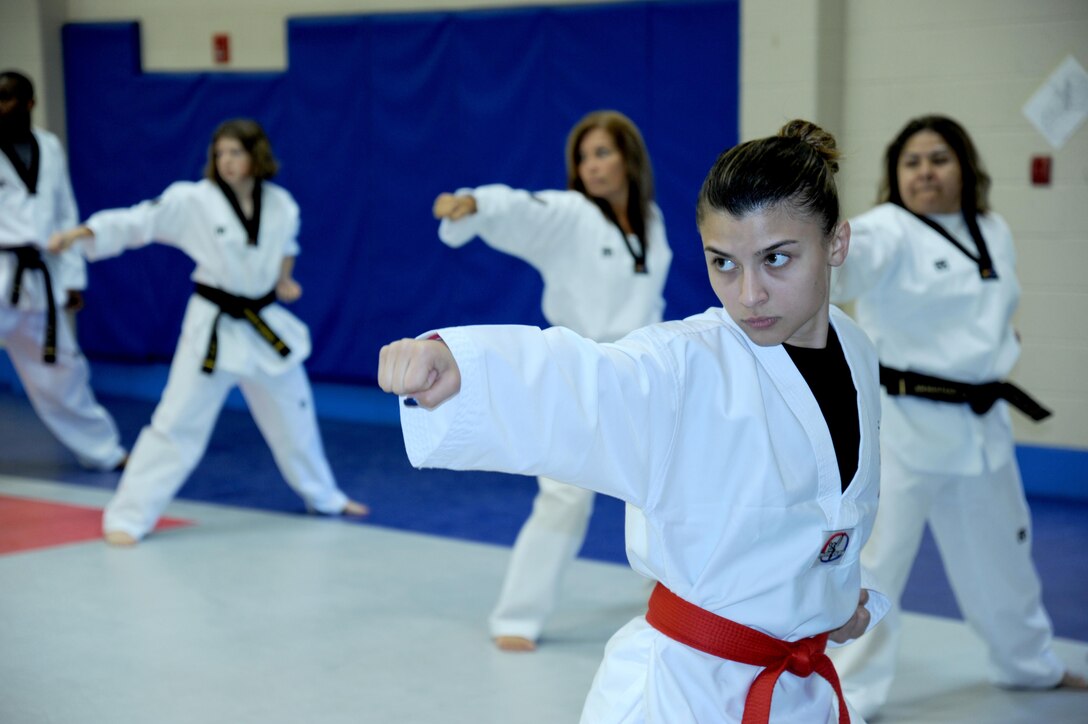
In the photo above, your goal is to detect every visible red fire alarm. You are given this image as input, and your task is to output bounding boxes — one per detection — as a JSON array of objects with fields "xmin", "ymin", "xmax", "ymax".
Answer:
[
  {"xmin": 213, "ymin": 33, "xmax": 230, "ymax": 65},
  {"xmin": 1030, "ymin": 155, "xmax": 1051, "ymax": 186}
]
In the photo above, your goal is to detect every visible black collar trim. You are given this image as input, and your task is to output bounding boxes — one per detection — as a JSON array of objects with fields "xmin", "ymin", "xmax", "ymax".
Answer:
[
  {"xmin": 216, "ymin": 176, "xmax": 262, "ymax": 245},
  {"xmin": 907, "ymin": 207, "xmax": 997, "ymax": 280},
  {"xmin": 591, "ymin": 196, "xmax": 648, "ymax": 274},
  {"xmin": 1, "ymin": 134, "xmax": 40, "ymax": 195}
]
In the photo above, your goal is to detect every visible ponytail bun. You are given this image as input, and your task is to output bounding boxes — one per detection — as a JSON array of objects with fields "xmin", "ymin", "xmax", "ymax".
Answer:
[
  {"xmin": 779, "ymin": 119, "xmax": 840, "ymax": 174},
  {"xmin": 697, "ymin": 118, "xmax": 842, "ymax": 235}
]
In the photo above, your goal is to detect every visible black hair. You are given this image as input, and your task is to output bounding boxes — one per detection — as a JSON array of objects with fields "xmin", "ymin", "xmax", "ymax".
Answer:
[{"xmin": 0, "ymin": 71, "xmax": 35, "ymax": 103}]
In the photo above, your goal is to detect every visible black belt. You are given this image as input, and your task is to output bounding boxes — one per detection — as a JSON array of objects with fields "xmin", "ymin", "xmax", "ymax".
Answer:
[
  {"xmin": 193, "ymin": 283, "xmax": 290, "ymax": 374},
  {"xmin": 3, "ymin": 245, "xmax": 58, "ymax": 363},
  {"xmin": 879, "ymin": 365, "xmax": 1051, "ymax": 422}
]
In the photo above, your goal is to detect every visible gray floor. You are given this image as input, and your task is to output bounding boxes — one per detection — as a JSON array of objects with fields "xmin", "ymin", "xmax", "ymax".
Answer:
[{"xmin": 2, "ymin": 475, "xmax": 1085, "ymax": 724}]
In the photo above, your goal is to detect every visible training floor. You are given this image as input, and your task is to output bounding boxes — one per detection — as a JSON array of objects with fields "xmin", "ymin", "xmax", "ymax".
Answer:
[{"xmin": 1, "ymin": 386, "xmax": 1086, "ymax": 724}]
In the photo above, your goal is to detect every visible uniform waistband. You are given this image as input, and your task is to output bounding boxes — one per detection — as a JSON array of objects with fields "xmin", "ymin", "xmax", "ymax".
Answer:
[{"xmin": 645, "ymin": 583, "xmax": 848, "ymax": 724}]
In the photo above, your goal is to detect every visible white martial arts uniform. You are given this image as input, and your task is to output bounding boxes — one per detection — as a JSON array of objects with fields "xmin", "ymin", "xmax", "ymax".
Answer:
[
  {"xmin": 829, "ymin": 203, "xmax": 1064, "ymax": 718},
  {"xmin": 439, "ymin": 183, "xmax": 672, "ymax": 642},
  {"xmin": 81, "ymin": 179, "xmax": 349, "ymax": 539},
  {"xmin": 399, "ymin": 305, "xmax": 886, "ymax": 723},
  {"xmin": 0, "ymin": 128, "xmax": 125, "ymax": 470}
]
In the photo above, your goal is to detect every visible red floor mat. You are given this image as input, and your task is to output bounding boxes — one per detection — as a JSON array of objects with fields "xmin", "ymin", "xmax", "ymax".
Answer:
[{"xmin": 0, "ymin": 494, "xmax": 193, "ymax": 554}]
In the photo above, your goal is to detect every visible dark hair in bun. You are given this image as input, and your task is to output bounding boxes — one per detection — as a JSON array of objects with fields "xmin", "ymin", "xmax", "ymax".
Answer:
[{"xmin": 697, "ymin": 119, "xmax": 841, "ymax": 235}]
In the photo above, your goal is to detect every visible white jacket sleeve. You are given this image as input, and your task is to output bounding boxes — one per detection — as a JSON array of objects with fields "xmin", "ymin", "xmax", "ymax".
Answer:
[
  {"xmin": 54, "ymin": 249, "xmax": 87, "ymax": 293},
  {"xmin": 832, "ymin": 206, "xmax": 903, "ymax": 304},
  {"xmin": 275, "ymin": 186, "xmax": 301, "ymax": 258},
  {"xmin": 399, "ymin": 323, "xmax": 680, "ymax": 508},
  {"xmin": 437, "ymin": 185, "xmax": 583, "ymax": 269},
  {"xmin": 82, "ymin": 182, "xmax": 196, "ymax": 260}
]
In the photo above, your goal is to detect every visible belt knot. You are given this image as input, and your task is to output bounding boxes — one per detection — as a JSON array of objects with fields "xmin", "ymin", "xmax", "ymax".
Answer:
[{"xmin": 785, "ymin": 637, "xmax": 822, "ymax": 677}]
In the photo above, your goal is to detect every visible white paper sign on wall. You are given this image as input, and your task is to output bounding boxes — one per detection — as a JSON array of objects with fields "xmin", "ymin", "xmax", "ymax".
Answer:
[{"xmin": 1022, "ymin": 56, "xmax": 1088, "ymax": 150}]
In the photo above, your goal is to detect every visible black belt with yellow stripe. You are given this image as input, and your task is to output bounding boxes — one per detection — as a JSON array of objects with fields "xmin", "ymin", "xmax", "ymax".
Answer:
[
  {"xmin": 3, "ymin": 245, "xmax": 58, "ymax": 363},
  {"xmin": 879, "ymin": 364, "xmax": 1051, "ymax": 422},
  {"xmin": 193, "ymin": 283, "xmax": 290, "ymax": 374}
]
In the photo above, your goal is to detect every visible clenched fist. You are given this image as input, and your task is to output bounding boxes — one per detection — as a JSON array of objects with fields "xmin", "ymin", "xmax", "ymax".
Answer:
[
  {"xmin": 378, "ymin": 338, "xmax": 462, "ymax": 409},
  {"xmin": 828, "ymin": 589, "xmax": 872, "ymax": 644},
  {"xmin": 433, "ymin": 193, "xmax": 478, "ymax": 221}
]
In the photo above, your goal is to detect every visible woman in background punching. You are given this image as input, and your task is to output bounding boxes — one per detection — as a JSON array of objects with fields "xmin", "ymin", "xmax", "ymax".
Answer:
[
  {"xmin": 52, "ymin": 118, "xmax": 367, "ymax": 544},
  {"xmin": 432, "ymin": 110, "xmax": 672, "ymax": 651}
]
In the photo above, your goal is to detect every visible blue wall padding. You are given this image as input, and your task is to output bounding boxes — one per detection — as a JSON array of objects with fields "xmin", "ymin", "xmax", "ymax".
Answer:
[{"xmin": 61, "ymin": 1, "xmax": 739, "ymax": 384}]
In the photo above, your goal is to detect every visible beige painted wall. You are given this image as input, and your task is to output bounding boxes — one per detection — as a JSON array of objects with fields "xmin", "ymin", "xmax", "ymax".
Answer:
[
  {"xmin": 1, "ymin": 0, "xmax": 54, "ymax": 133},
  {"xmin": 4, "ymin": 0, "xmax": 1086, "ymax": 449}
]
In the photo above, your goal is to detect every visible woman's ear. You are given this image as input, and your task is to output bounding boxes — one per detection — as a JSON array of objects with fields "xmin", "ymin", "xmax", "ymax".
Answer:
[{"xmin": 828, "ymin": 220, "xmax": 850, "ymax": 267}]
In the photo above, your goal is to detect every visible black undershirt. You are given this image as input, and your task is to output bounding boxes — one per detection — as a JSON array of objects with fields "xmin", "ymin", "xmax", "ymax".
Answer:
[
  {"xmin": 784, "ymin": 327, "xmax": 859, "ymax": 493},
  {"xmin": 12, "ymin": 140, "xmax": 32, "ymax": 168}
]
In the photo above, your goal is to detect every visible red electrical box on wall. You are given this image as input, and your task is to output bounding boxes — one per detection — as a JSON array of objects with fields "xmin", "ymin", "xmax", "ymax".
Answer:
[
  {"xmin": 213, "ymin": 33, "xmax": 230, "ymax": 65},
  {"xmin": 1031, "ymin": 155, "xmax": 1051, "ymax": 186}
]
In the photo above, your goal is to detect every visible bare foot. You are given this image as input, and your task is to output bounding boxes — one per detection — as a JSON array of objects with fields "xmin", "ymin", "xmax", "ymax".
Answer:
[
  {"xmin": 104, "ymin": 530, "xmax": 138, "ymax": 546},
  {"xmin": 342, "ymin": 500, "xmax": 370, "ymax": 517},
  {"xmin": 1058, "ymin": 671, "xmax": 1088, "ymax": 689},
  {"xmin": 494, "ymin": 636, "xmax": 536, "ymax": 652}
]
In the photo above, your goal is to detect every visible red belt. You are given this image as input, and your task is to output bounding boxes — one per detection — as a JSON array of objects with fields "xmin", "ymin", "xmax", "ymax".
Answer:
[{"xmin": 645, "ymin": 583, "xmax": 849, "ymax": 724}]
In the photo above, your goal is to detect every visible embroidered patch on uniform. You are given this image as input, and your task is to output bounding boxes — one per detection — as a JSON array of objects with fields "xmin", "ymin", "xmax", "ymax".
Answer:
[
  {"xmin": 814, "ymin": 529, "xmax": 853, "ymax": 566},
  {"xmin": 934, "ymin": 259, "xmax": 949, "ymax": 271}
]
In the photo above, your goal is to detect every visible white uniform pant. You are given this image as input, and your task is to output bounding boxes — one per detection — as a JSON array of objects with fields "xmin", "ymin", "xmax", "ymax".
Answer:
[
  {"xmin": 829, "ymin": 451, "xmax": 1063, "ymax": 718},
  {"xmin": 103, "ymin": 355, "xmax": 347, "ymax": 540},
  {"xmin": 1, "ymin": 305, "xmax": 124, "ymax": 470},
  {"xmin": 489, "ymin": 476, "xmax": 596, "ymax": 641}
]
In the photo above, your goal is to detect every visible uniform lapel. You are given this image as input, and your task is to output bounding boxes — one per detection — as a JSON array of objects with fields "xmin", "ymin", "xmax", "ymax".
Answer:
[
  {"xmin": 742, "ymin": 322, "xmax": 843, "ymax": 509},
  {"xmin": 0, "ymin": 132, "xmax": 40, "ymax": 195},
  {"xmin": 827, "ymin": 308, "xmax": 875, "ymax": 502}
]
